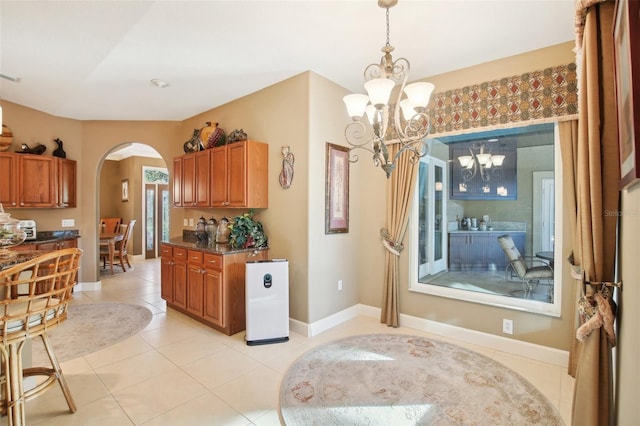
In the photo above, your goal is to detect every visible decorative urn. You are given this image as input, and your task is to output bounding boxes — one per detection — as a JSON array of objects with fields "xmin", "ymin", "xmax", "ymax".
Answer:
[{"xmin": 0, "ymin": 203, "xmax": 27, "ymax": 259}]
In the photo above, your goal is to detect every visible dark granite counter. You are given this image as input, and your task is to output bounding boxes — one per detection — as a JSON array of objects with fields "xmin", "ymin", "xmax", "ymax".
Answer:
[
  {"xmin": 31, "ymin": 230, "xmax": 81, "ymax": 244},
  {"xmin": 162, "ymin": 237, "xmax": 268, "ymax": 255},
  {"xmin": 0, "ymin": 250, "xmax": 49, "ymax": 270}
]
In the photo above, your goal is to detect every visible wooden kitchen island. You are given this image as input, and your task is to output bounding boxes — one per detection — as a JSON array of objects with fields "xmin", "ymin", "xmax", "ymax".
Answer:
[{"xmin": 160, "ymin": 239, "xmax": 269, "ymax": 336}]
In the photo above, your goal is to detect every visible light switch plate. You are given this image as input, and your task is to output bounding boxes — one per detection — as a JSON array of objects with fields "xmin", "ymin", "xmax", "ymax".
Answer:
[{"xmin": 61, "ymin": 219, "xmax": 75, "ymax": 227}]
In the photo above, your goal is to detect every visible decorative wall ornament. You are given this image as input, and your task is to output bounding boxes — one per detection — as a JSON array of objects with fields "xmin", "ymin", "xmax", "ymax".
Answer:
[
  {"xmin": 428, "ymin": 63, "xmax": 578, "ymax": 136},
  {"xmin": 279, "ymin": 146, "xmax": 295, "ymax": 189},
  {"xmin": 53, "ymin": 138, "xmax": 66, "ymax": 158},
  {"xmin": 183, "ymin": 128, "xmax": 202, "ymax": 153},
  {"xmin": 228, "ymin": 129, "xmax": 248, "ymax": 143}
]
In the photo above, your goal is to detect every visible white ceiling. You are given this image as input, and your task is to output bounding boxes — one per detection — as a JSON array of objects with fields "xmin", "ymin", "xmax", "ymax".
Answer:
[{"xmin": 1, "ymin": 0, "xmax": 576, "ymax": 123}]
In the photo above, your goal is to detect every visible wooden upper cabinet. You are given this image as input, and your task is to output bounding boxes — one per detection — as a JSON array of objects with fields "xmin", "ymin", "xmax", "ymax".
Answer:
[
  {"xmin": 0, "ymin": 153, "xmax": 18, "ymax": 208},
  {"xmin": 18, "ymin": 155, "xmax": 57, "ymax": 208},
  {"xmin": 0, "ymin": 153, "xmax": 76, "ymax": 209},
  {"xmin": 210, "ymin": 140, "xmax": 268, "ymax": 208},
  {"xmin": 174, "ymin": 140, "xmax": 268, "ymax": 209},
  {"xmin": 175, "ymin": 150, "xmax": 211, "ymax": 207},
  {"xmin": 173, "ymin": 156, "xmax": 183, "ymax": 206},
  {"xmin": 57, "ymin": 158, "xmax": 77, "ymax": 208},
  {"xmin": 210, "ymin": 146, "xmax": 229, "ymax": 207}
]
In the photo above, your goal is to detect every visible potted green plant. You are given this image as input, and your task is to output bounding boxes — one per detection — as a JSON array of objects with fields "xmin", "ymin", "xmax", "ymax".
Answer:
[{"xmin": 228, "ymin": 210, "xmax": 268, "ymax": 249}]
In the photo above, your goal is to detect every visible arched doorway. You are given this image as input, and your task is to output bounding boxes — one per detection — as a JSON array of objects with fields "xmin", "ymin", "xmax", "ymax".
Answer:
[{"xmin": 99, "ymin": 143, "xmax": 168, "ymax": 262}]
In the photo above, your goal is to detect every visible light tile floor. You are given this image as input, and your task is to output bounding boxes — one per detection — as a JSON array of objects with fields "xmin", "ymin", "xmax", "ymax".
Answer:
[{"xmin": 13, "ymin": 257, "xmax": 573, "ymax": 425}]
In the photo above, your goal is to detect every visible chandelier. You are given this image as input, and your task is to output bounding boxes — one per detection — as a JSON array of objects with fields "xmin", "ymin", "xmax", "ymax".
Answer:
[
  {"xmin": 457, "ymin": 140, "xmax": 506, "ymax": 182},
  {"xmin": 343, "ymin": 0, "xmax": 435, "ymax": 178}
]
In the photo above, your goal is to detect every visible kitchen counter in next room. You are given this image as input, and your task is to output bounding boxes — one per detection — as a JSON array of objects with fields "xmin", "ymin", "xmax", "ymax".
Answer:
[
  {"xmin": 448, "ymin": 231, "xmax": 525, "ymax": 271},
  {"xmin": 159, "ymin": 239, "xmax": 270, "ymax": 335}
]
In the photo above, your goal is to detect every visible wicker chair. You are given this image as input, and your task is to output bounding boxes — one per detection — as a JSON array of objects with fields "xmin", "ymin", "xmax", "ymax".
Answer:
[
  {"xmin": 497, "ymin": 234, "xmax": 554, "ymax": 299},
  {"xmin": 0, "ymin": 248, "xmax": 83, "ymax": 425}
]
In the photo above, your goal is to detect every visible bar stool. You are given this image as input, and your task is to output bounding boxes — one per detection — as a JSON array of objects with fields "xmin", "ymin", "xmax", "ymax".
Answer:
[{"xmin": 0, "ymin": 248, "xmax": 83, "ymax": 425}]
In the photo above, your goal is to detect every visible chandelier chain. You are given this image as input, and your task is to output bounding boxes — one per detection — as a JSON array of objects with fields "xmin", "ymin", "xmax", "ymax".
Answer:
[{"xmin": 385, "ymin": 7, "xmax": 391, "ymax": 48}]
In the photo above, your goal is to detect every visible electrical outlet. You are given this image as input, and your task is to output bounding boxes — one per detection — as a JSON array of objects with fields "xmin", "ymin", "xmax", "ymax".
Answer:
[
  {"xmin": 188, "ymin": 218, "xmax": 194, "ymax": 227},
  {"xmin": 61, "ymin": 219, "xmax": 75, "ymax": 227},
  {"xmin": 338, "ymin": 280, "xmax": 343, "ymax": 291},
  {"xmin": 183, "ymin": 218, "xmax": 188, "ymax": 227},
  {"xmin": 503, "ymin": 319, "xmax": 513, "ymax": 334}
]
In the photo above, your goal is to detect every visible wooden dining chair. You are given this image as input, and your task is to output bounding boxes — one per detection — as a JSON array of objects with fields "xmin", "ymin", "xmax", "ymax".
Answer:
[
  {"xmin": 100, "ymin": 219, "xmax": 136, "ymax": 272},
  {"xmin": 100, "ymin": 217, "xmax": 121, "ymax": 234},
  {"xmin": 0, "ymin": 248, "xmax": 83, "ymax": 425}
]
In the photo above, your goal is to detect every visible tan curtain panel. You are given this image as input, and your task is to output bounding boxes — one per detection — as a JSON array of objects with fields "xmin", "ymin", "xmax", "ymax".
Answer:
[
  {"xmin": 569, "ymin": 1, "xmax": 619, "ymax": 425},
  {"xmin": 380, "ymin": 144, "xmax": 418, "ymax": 327}
]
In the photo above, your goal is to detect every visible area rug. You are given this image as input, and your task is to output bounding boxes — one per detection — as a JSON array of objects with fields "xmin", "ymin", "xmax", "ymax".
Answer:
[
  {"xmin": 31, "ymin": 302, "xmax": 153, "ymax": 365},
  {"xmin": 280, "ymin": 334, "xmax": 563, "ymax": 425}
]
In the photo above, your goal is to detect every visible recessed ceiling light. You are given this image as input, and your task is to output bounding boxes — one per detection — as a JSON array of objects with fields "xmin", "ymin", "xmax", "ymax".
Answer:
[{"xmin": 150, "ymin": 79, "xmax": 169, "ymax": 88}]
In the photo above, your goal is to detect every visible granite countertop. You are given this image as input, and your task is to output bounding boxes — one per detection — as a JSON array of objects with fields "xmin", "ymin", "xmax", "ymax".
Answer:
[
  {"xmin": 162, "ymin": 237, "xmax": 269, "ymax": 255},
  {"xmin": 30, "ymin": 230, "xmax": 81, "ymax": 244},
  {"xmin": 0, "ymin": 250, "xmax": 49, "ymax": 270}
]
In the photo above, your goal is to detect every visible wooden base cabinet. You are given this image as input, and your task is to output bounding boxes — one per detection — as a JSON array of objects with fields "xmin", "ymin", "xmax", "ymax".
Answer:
[
  {"xmin": 449, "ymin": 232, "xmax": 525, "ymax": 271},
  {"xmin": 160, "ymin": 243, "xmax": 268, "ymax": 335}
]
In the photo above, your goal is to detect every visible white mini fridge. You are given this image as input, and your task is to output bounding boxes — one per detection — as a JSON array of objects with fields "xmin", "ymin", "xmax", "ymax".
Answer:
[{"xmin": 245, "ymin": 259, "xmax": 289, "ymax": 346}]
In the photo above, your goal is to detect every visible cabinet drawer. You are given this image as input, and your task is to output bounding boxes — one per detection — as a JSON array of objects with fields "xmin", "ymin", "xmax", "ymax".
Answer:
[
  {"xmin": 187, "ymin": 250, "xmax": 203, "ymax": 265},
  {"xmin": 203, "ymin": 253, "xmax": 223, "ymax": 271},
  {"xmin": 161, "ymin": 245, "xmax": 172, "ymax": 258},
  {"xmin": 173, "ymin": 247, "xmax": 187, "ymax": 261}
]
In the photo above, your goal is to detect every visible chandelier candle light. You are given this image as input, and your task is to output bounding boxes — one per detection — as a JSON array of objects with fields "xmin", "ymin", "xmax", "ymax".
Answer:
[
  {"xmin": 343, "ymin": 0, "xmax": 435, "ymax": 178},
  {"xmin": 457, "ymin": 139, "xmax": 506, "ymax": 182}
]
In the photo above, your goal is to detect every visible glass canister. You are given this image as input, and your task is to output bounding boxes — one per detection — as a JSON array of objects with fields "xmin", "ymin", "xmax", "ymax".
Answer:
[
  {"xmin": 216, "ymin": 217, "xmax": 230, "ymax": 244},
  {"xmin": 205, "ymin": 218, "xmax": 217, "ymax": 245},
  {"xmin": 0, "ymin": 203, "xmax": 27, "ymax": 259},
  {"xmin": 195, "ymin": 216, "xmax": 207, "ymax": 243}
]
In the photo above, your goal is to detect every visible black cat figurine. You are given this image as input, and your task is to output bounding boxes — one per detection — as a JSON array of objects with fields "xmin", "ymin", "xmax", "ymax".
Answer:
[{"xmin": 53, "ymin": 138, "xmax": 67, "ymax": 158}]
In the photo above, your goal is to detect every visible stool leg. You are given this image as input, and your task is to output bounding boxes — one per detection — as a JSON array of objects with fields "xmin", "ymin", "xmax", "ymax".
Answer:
[
  {"xmin": 8, "ymin": 342, "xmax": 26, "ymax": 426},
  {"xmin": 0, "ymin": 345, "xmax": 10, "ymax": 417},
  {"xmin": 40, "ymin": 335, "xmax": 76, "ymax": 413}
]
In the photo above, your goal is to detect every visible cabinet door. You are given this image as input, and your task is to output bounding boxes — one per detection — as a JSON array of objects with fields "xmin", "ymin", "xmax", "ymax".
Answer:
[
  {"xmin": 243, "ymin": 141, "xmax": 269, "ymax": 208},
  {"xmin": 173, "ymin": 157, "xmax": 183, "ymax": 206},
  {"xmin": 187, "ymin": 262, "xmax": 204, "ymax": 316},
  {"xmin": 57, "ymin": 158, "xmax": 77, "ymax": 208},
  {"xmin": 448, "ymin": 234, "xmax": 471, "ymax": 271},
  {"xmin": 173, "ymin": 259, "xmax": 187, "ymax": 309},
  {"xmin": 160, "ymin": 255, "xmax": 174, "ymax": 302},
  {"xmin": 210, "ymin": 145, "xmax": 228, "ymax": 207},
  {"xmin": 0, "ymin": 153, "xmax": 18, "ymax": 207},
  {"xmin": 194, "ymin": 150, "xmax": 210, "ymax": 206},
  {"xmin": 204, "ymin": 267, "xmax": 224, "ymax": 326},
  {"xmin": 18, "ymin": 155, "xmax": 57, "ymax": 207},
  {"xmin": 181, "ymin": 153, "xmax": 197, "ymax": 207},
  {"xmin": 227, "ymin": 142, "xmax": 247, "ymax": 207}
]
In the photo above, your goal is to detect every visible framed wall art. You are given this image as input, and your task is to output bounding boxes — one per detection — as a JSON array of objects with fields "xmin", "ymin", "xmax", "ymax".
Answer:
[
  {"xmin": 121, "ymin": 179, "xmax": 129, "ymax": 202},
  {"xmin": 614, "ymin": 0, "xmax": 640, "ymax": 189},
  {"xmin": 325, "ymin": 143, "xmax": 349, "ymax": 234}
]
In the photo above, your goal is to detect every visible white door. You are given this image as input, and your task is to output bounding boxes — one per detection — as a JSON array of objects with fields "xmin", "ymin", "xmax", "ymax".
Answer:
[
  {"xmin": 417, "ymin": 156, "xmax": 447, "ymax": 278},
  {"xmin": 533, "ymin": 171, "xmax": 555, "ymax": 254}
]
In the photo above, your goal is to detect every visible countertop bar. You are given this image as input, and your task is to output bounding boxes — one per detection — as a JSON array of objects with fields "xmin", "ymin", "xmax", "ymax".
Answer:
[{"xmin": 162, "ymin": 238, "xmax": 269, "ymax": 255}]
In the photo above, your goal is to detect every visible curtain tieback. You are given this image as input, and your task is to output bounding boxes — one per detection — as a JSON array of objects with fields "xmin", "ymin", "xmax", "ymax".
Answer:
[{"xmin": 380, "ymin": 228, "xmax": 403, "ymax": 256}]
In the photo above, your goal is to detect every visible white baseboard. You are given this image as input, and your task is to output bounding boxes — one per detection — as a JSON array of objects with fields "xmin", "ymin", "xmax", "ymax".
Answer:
[
  {"xmin": 290, "ymin": 303, "xmax": 569, "ymax": 367},
  {"xmin": 75, "ymin": 280, "xmax": 102, "ymax": 291}
]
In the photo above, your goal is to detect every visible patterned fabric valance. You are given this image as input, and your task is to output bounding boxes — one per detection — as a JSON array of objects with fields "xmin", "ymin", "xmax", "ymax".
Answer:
[{"xmin": 427, "ymin": 63, "xmax": 578, "ymax": 137}]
